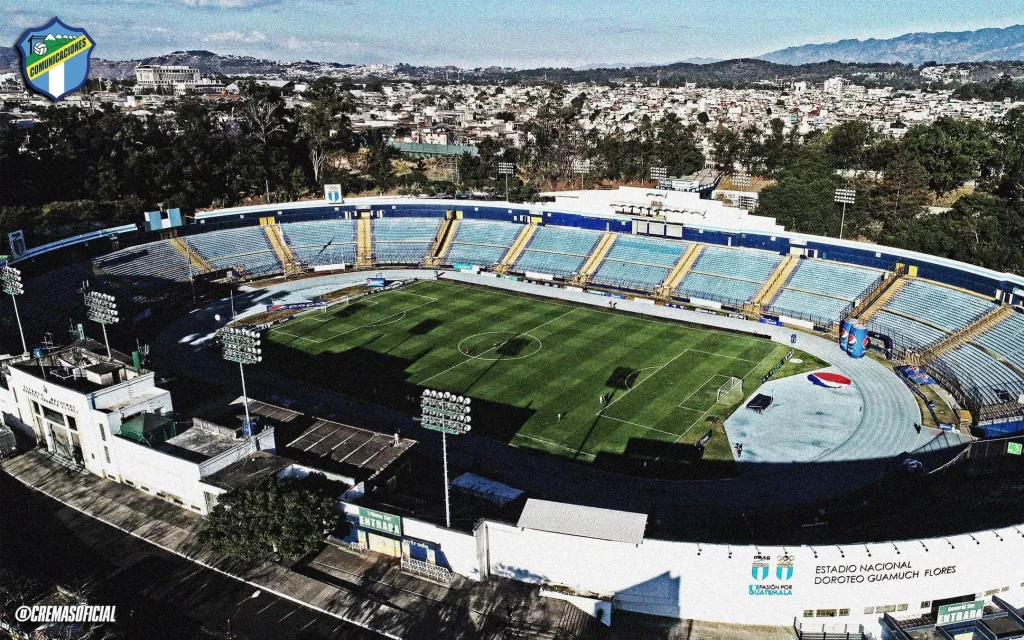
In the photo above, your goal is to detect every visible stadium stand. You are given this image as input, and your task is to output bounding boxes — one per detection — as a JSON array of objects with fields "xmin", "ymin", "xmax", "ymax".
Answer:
[
  {"xmin": 93, "ymin": 240, "xmax": 193, "ymax": 292},
  {"xmin": 674, "ymin": 245, "xmax": 782, "ymax": 304},
  {"xmin": 371, "ymin": 217, "xmax": 441, "ymax": 264},
  {"xmin": 676, "ymin": 272, "xmax": 762, "ymax": 304},
  {"xmin": 883, "ymin": 279, "xmax": 997, "ymax": 334},
  {"xmin": 280, "ymin": 220, "xmax": 358, "ymax": 267},
  {"xmin": 591, "ymin": 260, "xmax": 670, "ymax": 291},
  {"xmin": 604, "ymin": 235, "xmax": 688, "ymax": 268},
  {"xmin": 444, "ymin": 219, "xmax": 523, "ymax": 267},
  {"xmin": 770, "ymin": 288, "xmax": 852, "ymax": 321},
  {"xmin": 186, "ymin": 227, "xmax": 282, "ymax": 277},
  {"xmin": 512, "ymin": 226, "xmax": 602, "ymax": 277},
  {"xmin": 585, "ymin": 235, "xmax": 686, "ymax": 290},
  {"xmin": 974, "ymin": 311, "xmax": 1024, "ymax": 373},
  {"xmin": 935, "ymin": 344, "xmax": 1024, "ymax": 405},
  {"xmin": 867, "ymin": 309, "xmax": 947, "ymax": 349},
  {"xmin": 767, "ymin": 259, "xmax": 882, "ymax": 322}
]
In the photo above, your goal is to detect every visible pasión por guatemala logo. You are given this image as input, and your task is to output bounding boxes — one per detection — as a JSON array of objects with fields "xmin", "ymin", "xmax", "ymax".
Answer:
[
  {"xmin": 749, "ymin": 554, "xmax": 794, "ymax": 596},
  {"xmin": 15, "ymin": 17, "xmax": 95, "ymax": 102}
]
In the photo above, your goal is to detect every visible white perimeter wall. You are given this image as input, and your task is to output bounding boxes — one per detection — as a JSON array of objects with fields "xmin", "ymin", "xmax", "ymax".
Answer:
[
  {"xmin": 110, "ymin": 437, "xmax": 206, "ymax": 512},
  {"xmin": 480, "ymin": 520, "xmax": 1024, "ymax": 632}
]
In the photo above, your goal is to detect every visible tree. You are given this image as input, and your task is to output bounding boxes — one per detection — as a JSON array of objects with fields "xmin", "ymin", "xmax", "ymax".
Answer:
[
  {"xmin": 756, "ymin": 145, "xmax": 842, "ymax": 236},
  {"xmin": 652, "ymin": 113, "xmax": 705, "ymax": 177},
  {"xmin": 696, "ymin": 111, "xmax": 710, "ymax": 126},
  {"xmin": 872, "ymin": 148, "xmax": 931, "ymax": 224},
  {"xmin": 237, "ymin": 81, "xmax": 289, "ymax": 200},
  {"xmin": 297, "ymin": 78, "xmax": 353, "ymax": 185},
  {"xmin": 204, "ymin": 476, "xmax": 344, "ymax": 561},
  {"xmin": 982, "ymin": 106, "xmax": 1024, "ymax": 201},
  {"xmin": 709, "ymin": 126, "xmax": 742, "ymax": 173},
  {"xmin": 825, "ymin": 121, "xmax": 876, "ymax": 171},
  {"xmin": 362, "ymin": 130, "xmax": 399, "ymax": 193},
  {"xmin": 903, "ymin": 117, "xmax": 993, "ymax": 195}
]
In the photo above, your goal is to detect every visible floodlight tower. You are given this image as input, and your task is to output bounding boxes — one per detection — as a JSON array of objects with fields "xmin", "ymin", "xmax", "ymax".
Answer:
[
  {"xmin": 1, "ymin": 266, "xmax": 26, "ymax": 354},
  {"xmin": 420, "ymin": 389, "xmax": 471, "ymax": 528},
  {"xmin": 834, "ymin": 188, "xmax": 857, "ymax": 240},
  {"xmin": 732, "ymin": 171, "xmax": 752, "ymax": 188},
  {"xmin": 650, "ymin": 166, "xmax": 667, "ymax": 186},
  {"xmin": 497, "ymin": 161, "xmax": 515, "ymax": 201},
  {"xmin": 221, "ymin": 327, "xmax": 263, "ymax": 434},
  {"xmin": 572, "ymin": 158, "xmax": 592, "ymax": 190},
  {"xmin": 84, "ymin": 291, "xmax": 118, "ymax": 359}
]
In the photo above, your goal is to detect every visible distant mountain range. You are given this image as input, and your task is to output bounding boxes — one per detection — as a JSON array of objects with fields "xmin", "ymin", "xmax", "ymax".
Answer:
[
  {"xmin": 2, "ymin": 25, "xmax": 1023, "ymax": 86},
  {"xmin": 762, "ymin": 24, "xmax": 1024, "ymax": 65},
  {"xmin": 576, "ymin": 57, "xmax": 719, "ymax": 70}
]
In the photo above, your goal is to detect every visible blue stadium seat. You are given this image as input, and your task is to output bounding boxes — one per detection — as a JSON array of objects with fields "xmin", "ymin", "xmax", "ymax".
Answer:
[
  {"xmin": 444, "ymin": 220, "xmax": 523, "ymax": 266},
  {"xmin": 281, "ymin": 220, "xmax": 357, "ymax": 266},
  {"xmin": 371, "ymin": 217, "xmax": 441, "ymax": 263},
  {"xmin": 884, "ymin": 279, "xmax": 996, "ymax": 333}
]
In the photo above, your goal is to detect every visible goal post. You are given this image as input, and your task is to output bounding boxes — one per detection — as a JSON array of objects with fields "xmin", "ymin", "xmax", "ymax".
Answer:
[{"xmin": 717, "ymin": 376, "xmax": 743, "ymax": 404}]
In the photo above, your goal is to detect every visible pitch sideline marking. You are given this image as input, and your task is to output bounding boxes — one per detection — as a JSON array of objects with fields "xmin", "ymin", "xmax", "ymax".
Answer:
[
  {"xmin": 596, "ymin": 414, "xmax": 684, "ymax": 439},
  {"xmin": 418, "ymin": 308, "xmax": 577, "ymax": 385},
  {"xmin": 513, "ymin": 432, "xmax": 596, "ymax": 459}
]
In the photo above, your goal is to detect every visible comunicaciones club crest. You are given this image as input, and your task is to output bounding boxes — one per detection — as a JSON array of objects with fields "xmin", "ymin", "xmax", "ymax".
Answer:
[{"xmin": 16, "ymin": 17, "xmax": 95, "ymax": 102}]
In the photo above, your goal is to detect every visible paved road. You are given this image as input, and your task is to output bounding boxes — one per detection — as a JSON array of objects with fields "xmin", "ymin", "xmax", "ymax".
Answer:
[{"xmin": 0, "ymin": 471, "xmax": 382, "ymax": 640}]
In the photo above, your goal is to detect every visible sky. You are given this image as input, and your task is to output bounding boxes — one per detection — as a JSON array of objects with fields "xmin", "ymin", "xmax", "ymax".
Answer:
[{"xmin": 1, "ymin": 0, "xmax": 1023, "ymax": 68}]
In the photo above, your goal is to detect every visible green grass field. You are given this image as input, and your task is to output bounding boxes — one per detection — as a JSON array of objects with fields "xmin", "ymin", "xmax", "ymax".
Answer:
[{"xmin": 266, "ymin": 280, "xmax": 827, "ymax": 474}]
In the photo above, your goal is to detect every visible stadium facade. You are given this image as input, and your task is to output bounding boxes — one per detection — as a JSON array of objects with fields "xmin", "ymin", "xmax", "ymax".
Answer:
[{"xmin": 4, "ymin": 186, "xmax": 1024, "ymax": 637}]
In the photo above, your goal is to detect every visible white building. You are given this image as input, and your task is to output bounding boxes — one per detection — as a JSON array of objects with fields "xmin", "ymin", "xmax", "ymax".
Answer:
[
  {"xmin": 0, "ymin": 344, "xmax": 274, "ymax": 514},
  {"xmin": 823, "ymin": 76, "xmax": 850, "ymax": 96},
  {"xmin": 134, "ymin": 65, "xmax": 200, "ymax": 94}
]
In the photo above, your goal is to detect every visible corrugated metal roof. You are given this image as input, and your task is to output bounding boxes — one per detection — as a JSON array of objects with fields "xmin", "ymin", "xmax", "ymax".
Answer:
[{"xmin": 516, "ymin": 499, "xmax": 647, "ymax": 545}]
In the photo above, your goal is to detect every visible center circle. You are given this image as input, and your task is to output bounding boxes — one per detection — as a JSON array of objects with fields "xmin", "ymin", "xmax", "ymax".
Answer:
[{"xmin": 457, "ymin": 331, "xmax": 542, "ymax": 361}]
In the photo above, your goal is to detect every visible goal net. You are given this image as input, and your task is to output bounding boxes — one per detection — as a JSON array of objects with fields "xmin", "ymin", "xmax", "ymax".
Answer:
[{"xmin": 716, "ymin": 377, "xmax": 743, "ymax": 404}]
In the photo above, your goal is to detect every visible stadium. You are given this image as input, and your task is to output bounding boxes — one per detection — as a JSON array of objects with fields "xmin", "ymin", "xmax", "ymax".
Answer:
[{"xmin": 4, "ymin": 185, "xmax": 1024, "ymax": 639}]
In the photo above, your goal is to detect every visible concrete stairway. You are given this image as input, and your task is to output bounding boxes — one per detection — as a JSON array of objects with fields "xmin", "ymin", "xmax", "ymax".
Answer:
[
  {"xmin": 170, "ymin": 237, "xmax": 214, "ymax": 273},
  {"xmin": 263, "ymin": 224, "xmax": 303, "ymax": 276},
  {"xmin": 920, "ymin": 305, "xmax": 1018, "ymax": 364},
  {"xmin": 655, "ymin": 243, "xmax": 703, "ymax": 299},
  {"xmin": 356, "ymin": 217, "xmax": 373, "ymax": 268},
  {"xmin": 571, "ymin": 232, "xmax": 617, "ymax": 285},
  {"xmin": 851, "ymin": 270, "xmax": 909, "ymax": 322},
  {"xmin": 751, "ymin": 254, "xmax": 799, "ymax": 309},
  {"xmin": 495, "ymin": 224, "xmax": 537, "ymax": 274},
  {"xmin": 426, "ymin": 218, "xmax": 459, "ymax": 268}
]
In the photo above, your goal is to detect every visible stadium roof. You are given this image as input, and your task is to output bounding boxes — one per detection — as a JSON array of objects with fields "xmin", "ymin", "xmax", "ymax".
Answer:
[
  {"xmin": 517, "ymin": 499, "xmax": 647, "ymax": 545},
  {"xmin": 285, "ymin": 418, "xmax": 415, "ymax": 481},
  {"xmin": 451, "ymin": 472, "xmax": 523, "ymax": 507}
]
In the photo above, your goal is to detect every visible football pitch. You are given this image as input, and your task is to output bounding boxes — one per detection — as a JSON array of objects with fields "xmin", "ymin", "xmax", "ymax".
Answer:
[{"xmin": 265, "ymin": 279, "xmax": 827, "ymax": 471}]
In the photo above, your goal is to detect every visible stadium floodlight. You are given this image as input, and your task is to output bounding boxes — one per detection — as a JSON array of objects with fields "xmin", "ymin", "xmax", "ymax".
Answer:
[
  {"xmin": 84, "ymin": 290, "xmax": 119, "ymax": 359},
  {"xmin": 834, "ymin": 188, "xmax": 857, "ymax": 240},
  {"xmin": 221, "ymin": 326, "xmax": 263, "ymax": 433},
  {"xmin": 732, "ymin": 171, "xmax": 752, "ymax": 187},
  {"xmin": 650, "ymin": 166, "xmax": 667, "ymax": 182},
  {"xmin": 1, "ymin": 265, "xmax": 26, "ymax": 354},
  {"xmin": 497, "ymin": 161, "xmax": 515, "ymax": 201},
  {"xmin": 420, "ymin": 387, "xmax": 472, "ymax": 528},
  {"xmin": 572, "ymin": 158, "xmax": 592, "ymax": 190}
]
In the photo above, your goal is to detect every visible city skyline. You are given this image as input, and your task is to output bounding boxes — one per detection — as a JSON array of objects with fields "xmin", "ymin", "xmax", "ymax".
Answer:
[{"xmin": 1, "ymin": 0, "xmax": 1023, "ymax": 68}]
